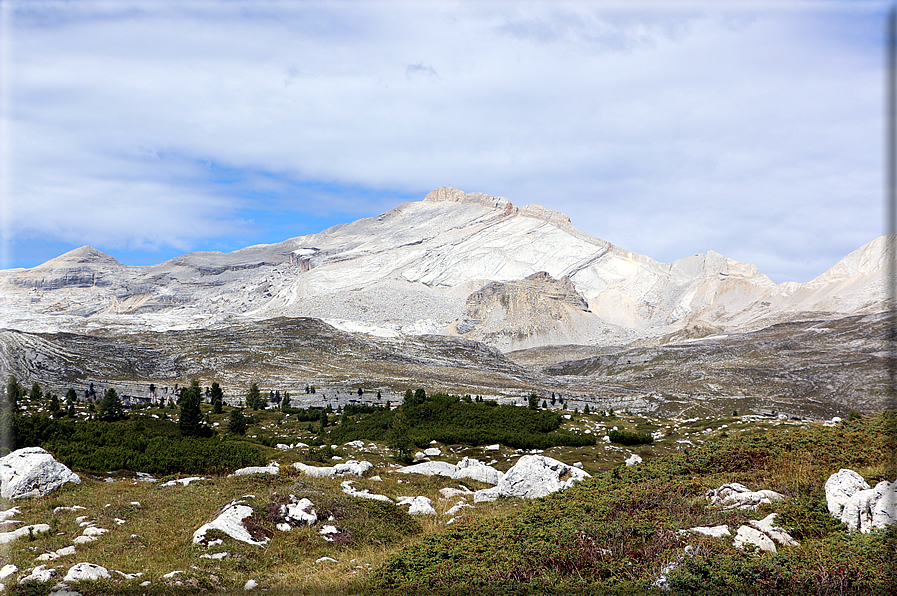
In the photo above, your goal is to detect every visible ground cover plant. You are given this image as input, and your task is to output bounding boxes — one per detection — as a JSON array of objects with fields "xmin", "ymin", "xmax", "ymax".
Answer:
[{"xmin": 369, "ymin": 412, "xmax": 897, "ymax": 595}]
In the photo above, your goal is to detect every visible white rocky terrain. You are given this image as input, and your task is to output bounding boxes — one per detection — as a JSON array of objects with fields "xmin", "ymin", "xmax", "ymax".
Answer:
[{"xmin": 0, "ymin": 187, "xmax": 888, "ymax": 350}]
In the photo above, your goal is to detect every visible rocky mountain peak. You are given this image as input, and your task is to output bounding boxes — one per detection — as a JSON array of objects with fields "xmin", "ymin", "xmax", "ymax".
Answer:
[
  {"xmin": 35, "ymin": 246, "xmax": 122, "ymax": 270},
  {"xmin": 424, "ymin": 187, "xmax": 518, "ymax": 216}
]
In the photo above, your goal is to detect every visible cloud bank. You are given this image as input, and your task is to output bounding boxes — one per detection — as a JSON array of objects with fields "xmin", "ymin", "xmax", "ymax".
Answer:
[{"xmin": 0, "ymin": 0, "xmax": 885, "ymax": 282}]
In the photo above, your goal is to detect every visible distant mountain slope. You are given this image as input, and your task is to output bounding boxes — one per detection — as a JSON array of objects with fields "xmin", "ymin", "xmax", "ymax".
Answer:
[{"xmin": 0, "ymin": 187, "xmax": 888, "ymax": 349}]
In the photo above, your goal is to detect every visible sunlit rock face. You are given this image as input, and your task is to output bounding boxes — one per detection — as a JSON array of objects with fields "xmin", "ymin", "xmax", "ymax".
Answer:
[{"xmin": 0, "ymin": 187, "xmax": 888, "ymax": 350}]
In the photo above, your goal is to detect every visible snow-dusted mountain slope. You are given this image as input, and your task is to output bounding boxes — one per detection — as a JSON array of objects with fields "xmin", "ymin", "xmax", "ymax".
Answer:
[{"xmin": 0, "ymin": 187, "xmax": 889, "ymax": 349}]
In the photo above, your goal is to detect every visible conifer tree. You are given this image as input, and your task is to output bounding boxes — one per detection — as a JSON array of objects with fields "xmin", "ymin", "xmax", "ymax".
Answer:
[
  {"xmin": 5, "ymin": 376, "xmax": 21, "ymax": 413},
  {"xmin": 30, "ymin": 382, "xmax": 42, "ymax": 402},
  {"xmin": 228, "ymin": 408, "xmax": 247, "ymax": 435},
  {"xmin": 247, "ymin": 383, "xmax": 262, "ymax": 410},
  {"xmin": 178, "ymin": 379, "xmax": 204, "ymax": 437},
  {"xmin": 210, "ymin": 382, "xmax": 224, "ymax": 414},
  {"xmin": 98, "ymin": 388, "xmax": 125, "ymax": 421},
  {"xmin": 49, "ymin": 393, "xmax": 60, "ymax": 417}
]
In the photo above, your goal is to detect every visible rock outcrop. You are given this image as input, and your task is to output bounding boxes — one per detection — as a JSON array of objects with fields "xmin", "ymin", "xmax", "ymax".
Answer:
[
  {"xmin": 193, "ymin": 497, "xmax": 269, "ymax": 547},
  {"xmin": 473, "ymin": 455, "xmax": 590, "ymax": 502},
  {"xmin": 0, "ymin": 448, "xmax": 80, "ymax": 499},
  {"xmin": 706, "ymin": 483, "xmax": 785, "ymax": 510}
]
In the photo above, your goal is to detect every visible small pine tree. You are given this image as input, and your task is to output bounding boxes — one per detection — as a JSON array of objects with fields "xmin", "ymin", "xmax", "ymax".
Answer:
[
  {"xmin": 310, "ymin": 386, "xmax": 316, "ymax": 394},
  {"xmin": 228, "ymin": 408, "xmax": 247, "ymax": 435},
  {"xmin": 178, "ymin": 379, "xmax": 204, "ymax": 437},
  {"xmin": 584, "ymin": 404, "xmax": 591, "ymax": 416},
  {"xmin": 414, "ymin": 388, "xmax": 426, "ymax": 404},
  {"xmin": 281, "ymin": 391, "xmax": 291, "ymax": 411},
  {"xmin": 5, "ymin": 375, "xmax": 22, "ymax": 412},
  {"xmin": 247, "ymin": 383, "xmax": 262, "ymax": 410},
  {"xmin": 404, "ymin": 389, "xmax": 413, "ymax": 404},
  {"xmin": 49, "ymin": 393, "xmax": 61, "ymax": 417},
  {"xmin": 528, "ymin": 393, "xmax": 539, "ymax": 410},
  {"xmin": 30, "ymin": 382, "xmax": 42, "ymax": 402},
  {"xmin": 98, "ymin": 388, "xmax": 125, "ymax": 421},
  {"xmin": 357, "ymin": 387, "xmax": 364, "ymax": 397},
  {"xmin": 210, "ymin": 382, "xmax": 224, "ymax": 414},
  {"xmin": 542, "ymin": 400, "xmax": 548, "ymax": 409}
]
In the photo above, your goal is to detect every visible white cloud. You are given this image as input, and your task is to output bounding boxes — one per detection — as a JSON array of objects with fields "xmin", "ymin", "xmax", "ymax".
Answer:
[{"xmin": 1, "ymin": 0, "xmax": 885, "ymax": 281}]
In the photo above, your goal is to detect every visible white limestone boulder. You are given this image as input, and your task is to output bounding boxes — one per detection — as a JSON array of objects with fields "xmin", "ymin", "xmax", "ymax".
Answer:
[
  {"xmin": 840, "ymin": 480, "xmax": 897, "ymax": 533},
  {"xmin": 625, "ymin": 454, "xmax": 642, "ymax": 466},
  {"xmin": 18, "ymin": 565, "xmax": 56, "ymax": 583},
  {"xmin": 396, "ymin": 496, "xmax": 437, "ymax": 515},
  {"xmin": 451, "ymin": 457, "xmax": 502, "ymax": 485},
  {"xmin": 396, "ymin": 461, "xmax": 457, "ymax": 478},
  {"xmin": 291, "ymin": 460, "xmax": 373, "ymax": 478},
  {"xmin": 0, "ymin": 447, "xmax": 80, "ymax": 499},
  {"xmin": 749, "ymin": 513, "xmax": 799, "ymax": 546},
  {"xmin": 277, "ymin": 496, "xmax": 317, "ymax": 529},
  {"xmin": 679, "ymin": 525, "xmax": 731, "ymax": 538},
  {"xmin": 706, "ymin": 483, "xmax": 784, "ymax": 510},
  {"xmin": 734, "ymin": 525, "xmax": 777, "ymax": 553},
  {"xmin": 340, "ymin": 480, "xmax": 393, "ymax": 503},
  {"xmin": 63, "ymin": 562, "xmax": 110, "ymax": 582},
  {"xmin": 193, "ymin": 498, "xmax": 269, "ymax": 547},
  {"xmin": 824, "ymin": 469, "xmax": 870, "ymax": 517},
  {"xmin": 423, "ymin": 447, "xmax": 441, "ymax": 457},
  {"xmin": 473, "ymin": 455, "xmax": 590, "ymax": 502},
  {"xmin": 228, "ymin": 463, "xmax": 279, "ymax": 477},
  {"xmin": 0, "ymin": 523, "xmax": 50, "ymax": 544}
]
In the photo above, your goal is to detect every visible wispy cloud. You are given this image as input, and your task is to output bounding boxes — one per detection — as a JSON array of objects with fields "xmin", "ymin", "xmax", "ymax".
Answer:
[{"xmin": 0, "ymin": 0, "xmax": 885, "ymax": 282}]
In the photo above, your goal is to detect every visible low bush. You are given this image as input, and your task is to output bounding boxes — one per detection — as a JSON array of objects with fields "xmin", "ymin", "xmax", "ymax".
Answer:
[{"xmin": 608, "ymin": 429, "xmax": 654, "ymax": 446}]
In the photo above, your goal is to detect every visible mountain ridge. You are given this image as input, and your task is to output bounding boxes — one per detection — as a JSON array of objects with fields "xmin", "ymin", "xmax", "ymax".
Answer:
[{"xmin": 0, "ymin": 187, "xmax": 888, "ymax": 350}]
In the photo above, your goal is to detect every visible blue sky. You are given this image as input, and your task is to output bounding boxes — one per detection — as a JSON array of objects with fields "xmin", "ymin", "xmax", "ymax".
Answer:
[{"xmin": 0, "ymin": 0, "xmax": 887, "ymax": 282}]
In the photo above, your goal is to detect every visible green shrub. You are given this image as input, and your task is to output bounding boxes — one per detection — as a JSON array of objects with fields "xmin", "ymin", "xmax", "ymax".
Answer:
[{"xmin": 608, "ymin": 429, "xmax": 653, "ymax": 446}]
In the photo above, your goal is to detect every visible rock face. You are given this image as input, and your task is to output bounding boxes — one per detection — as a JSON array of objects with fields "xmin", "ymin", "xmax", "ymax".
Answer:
[
  {"xmin": 473, "ymin": 455, "xmax": 590, "ymax": 502},
  {"xmin": 0, "ymin": 447, "xmax": 80, "ymax": 499},
  {"xmin": 0, "ymin": 187, "xmax": 888, "ymax": 351}
]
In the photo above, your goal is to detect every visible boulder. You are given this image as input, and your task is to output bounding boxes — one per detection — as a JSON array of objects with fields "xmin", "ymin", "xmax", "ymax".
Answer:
[
  {"xmin": 396, "ymin": 496, "xmax": 437, "ymax": 515},
  {"xmin": 160, "ymin": 476, "xmax": 205, "ymax": 487},
  {"xmin": 63, "ymin": 563, "xmax": 110, "ymax": 582},
  {"xmin": 824, "ymin": 469, "xmax": 870, "ymax": 517},
  {"xmin": 625, "ymin": 454, "xmax": 642, "ymax": 466},
  {"xmin": 451, "ymin": 457, "xmax": 502, "ymax": 485},
  {"xmin": 473, "ymin": 455, "xmax": 590, "ymax": 502},
  {"xmin": 748, "ymin": 513, "xmax": 799, "ymax": 546},
  {"xmin": 0, "ymin": 523, "xmax": 50, "ymax": 544},
  {"xmin": 840, "ymin": 480, "xmax": 897, "ymax": 533},
  {"xmin": 680, "ymin": 525, "xmax": 731, "ymax": 538},
  {"xmin": 0, "ymin": 447, "xmax": 80, "ymax": 499},
  {"xmin": 423, "ymin": 447, "xmax": 441, "ymax": 457},
  {"xmin": 193, "ymin": 498, "xmax": 269, "ymax": 546},
  {"xmin": 734, "ymin": 525, "xmax": 777, "ymax": 553},
  {"xmin": 706, "ymin": 483, "xmax": 784, "ymax": 510},
  {"xmin": 292, "ymin": 460, "xmax": 373, "ymax": 478},
  {"xmin": 18, "ymin": 565, "xmax": 56, "ymax": 583},
  {"xmin": 278, "ymin": 497, "xmax": 317, "ymax": 528},
  {"xmin": 396, "ymin": 461, "xmax": 457, "ymax": 477},
  {"xmin": 228, "ymin": 463, "xmax": 279, "ymax": 477}
]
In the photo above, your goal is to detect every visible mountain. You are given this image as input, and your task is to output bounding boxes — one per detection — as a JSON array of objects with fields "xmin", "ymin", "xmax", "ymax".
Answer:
[{"xmin": 0, "ymin": 187, "xmax": 888, "ymax": 350}]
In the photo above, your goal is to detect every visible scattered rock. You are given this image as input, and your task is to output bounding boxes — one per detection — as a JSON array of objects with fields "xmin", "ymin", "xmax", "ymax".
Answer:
[
  {"xmin": 277, "ymin": 496, "xmax": 317, "ymax": 529},
  {"xmin": 244, "ymin": 578, "xmax": 258, "ymax": 590},
  {"xmin": 51, "ymin": 506, "xmax": 85, "ymax": 516},
  {"xmin": 439, "ymin": 486, "xmax": 473, "ymax": 499},
  {"xmin": 63, "ymin": 563, "xmax": 110, "ymax": 582},
  {"xmin": 319, "ymin": 525, "xmax": 339, "ymax": 542},
  {"xmin": 315, "ymin": 557, "xmax": 338, "ymax": 564},
  {"xmin": 199, "ymin": 552, "xmax": 229, "ymax": 560},
  {"xmin": 72, "ymin": 536, "xmax": 96, "ymax": 545},
  {"xmin": 625, "ymin": 454, "xmax": 642, "ymax": 466},
  {"xmin": 484, "ymin": 444, "xmax": 501, "ymax": 451},
  {"xmin": 396, "ymin": 496, "xmax": 437, "ymax": 515},
  {"xmin": 0, "ymin": 447, "xmax": 80, "ymax": 499},
  {"xmin": 160, "ymin": 477, "xmax": 206, "ymax": 487},
  {"xmin": 81, "ymin": 527, "xmax": 107, "ymax": 537},
  {"xmin": 162, "ymin": 571, "xmax": 183, "ymax": 579},
  {"xmin": 679, "ymin": 525, "xmax": 730, "ymax": 538},
  {"xmin": 706, "ymin": 483, "xmax": 785, "ymax": 510},
  {"xmin": 193, "ymin": 498, "xmax": 269, "ymax": 546},
  {"xmin": 0, "ymin": 523, "xmax": 51, "ymax": 544},
  {"xmin": 423, "ymin": 447, "xmax": 441, "ymax": 457},
  {"xmin": 0, "ymin": 565, "xmax": 17, "ymax": 580},
  {"xmin": 340, "ymin": 480, "xmax": 393, "ymax": 502},
  {"xmin": 445, "ymin": 501, "xmax": 474, "ymax": 516},
  {"xmin": 824, "ymin": 469, "xmax": 871, "ymax": 517},
  {"xmin": 733, "ymin": 525, "xmax": 777, "ymax": 553},
  {"xmin": 37, "ymin": 546, "xmax": 77, "ymax": 561},
  {"xmin": 473, "ymin": 455, "xmax": 590, "ymax": 502},
  {"xmin": 228, "ymin": 463, "xmax": 279, "ymax": 477},
  {"xmin": 748, "ymin": 514, "xmax": 799, "ymax": 546},
  {"xmin": 396, "ymin": 461, "xmax": 456, "ymax": 477},
  {"xmin": 451, "ymin": 457, "xmax": 502, "ymax": 485},
  {"xmin": 18, "ymin": 565, "xmax": 56, "ymax": 583},
  {"xmin": 840, "ymin": 480, "xmax": 897, "ymax": 533},
  {"xmin": 292, "ymin": 460, "xmax": 373, "ymax": 478}
]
